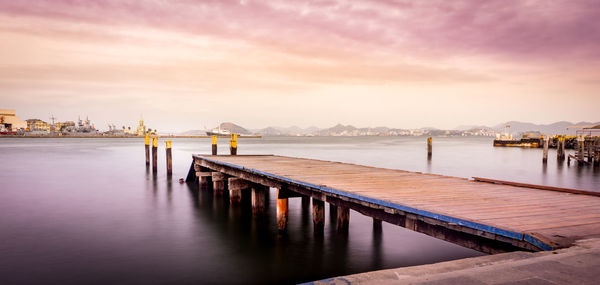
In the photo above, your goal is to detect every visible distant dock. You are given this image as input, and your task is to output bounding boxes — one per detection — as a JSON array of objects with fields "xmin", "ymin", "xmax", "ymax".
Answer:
[{"xmin": 188, "ymin": 155, "xmax": 600, "ymax": 254}]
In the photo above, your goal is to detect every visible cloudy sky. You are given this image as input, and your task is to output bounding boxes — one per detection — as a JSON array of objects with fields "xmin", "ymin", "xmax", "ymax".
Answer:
[{"xmin": 1, "ymin": 0, "xmax": 598, "ymax": 132}]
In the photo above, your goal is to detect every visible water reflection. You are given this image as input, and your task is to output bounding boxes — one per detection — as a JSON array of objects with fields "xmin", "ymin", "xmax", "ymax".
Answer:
[{"xmin": 12, "ymin": 137, "xmax": 592, "ymax": 284}]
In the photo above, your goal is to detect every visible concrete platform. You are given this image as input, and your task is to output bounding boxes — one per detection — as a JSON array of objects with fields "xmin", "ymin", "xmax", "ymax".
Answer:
[{"xmin": 310, "ymin": 239, "xmax": 600, "ymax": 285}]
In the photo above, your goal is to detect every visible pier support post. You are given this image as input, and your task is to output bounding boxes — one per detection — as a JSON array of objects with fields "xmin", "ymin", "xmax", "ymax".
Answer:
[
  {"xmin": 211, "ymin": 135, "xmax": 217, "ymax": 155},
  {"xmin": 302, "ymin": 196, "xmax": 310, "ymax": 210},
  {"xmin": 197, "ymin": 172, "xmax": 212, "ymax": 190},
  {"xmin": 427, "ymin": 137, "xmax": 432, "ymax": 158},
  {"xmin": 165, "ymin": 141, "xmax": 172, "ymax": 176},
  {"xmin": 557, "ymin": 136, "xmax": 565, "ymax": 161},
  {"xmin": 212, "ymin": 172, "xmax": 227, "ymax": 196},
  {"xmin": 276, "ymin": 189, "xmax": 288, "ymax": 233},
  {"xmin": 588, "ymin": 139, "xmax": 594, "ymax": 163},
  {"xmin": 312, "ymin": 198, "xmax": 324, "ymax": 234},
  {"xmin": 230, "ymin": 134, "xmax": 237, "ymax": 155},
  {"xmin": 330, "ymin": 204, "xmax": 338, "ymax": 225},
  {"xmin": 373, "ymin": 218, "xmax": 382, "ymax": 230},
  {"xmin": 228, "ymin": 178, "xmax": 249, "ymax": 204},
  {"xmin": 251, "ymin": 185, "xmax": 267, "ymax": 215},
  {"xmin": 151, "ymin": 136, "xmax": 158, "ymax": 174},
  {"xmin": 337, "ymin": 207, "xmax": 350, "ymax": 233},
  {"xmin": 542, "ymin": 136, "xmax": 549, "ymax": 164},
  {"xmin": 145, "ymin": 133, "xmax": 150, "ymax": 166}
]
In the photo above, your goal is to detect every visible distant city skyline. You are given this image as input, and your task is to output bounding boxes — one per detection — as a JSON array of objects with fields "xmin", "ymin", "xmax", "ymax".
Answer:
[{"xmin": 1, "ymin": 1, "xmax": 598, "ymax": 132}]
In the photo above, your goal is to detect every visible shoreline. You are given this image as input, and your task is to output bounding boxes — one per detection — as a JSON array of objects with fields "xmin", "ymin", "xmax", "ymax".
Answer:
[{"xmin": 0, "ymin": 135, "xmax": 262, "ymax": 139}]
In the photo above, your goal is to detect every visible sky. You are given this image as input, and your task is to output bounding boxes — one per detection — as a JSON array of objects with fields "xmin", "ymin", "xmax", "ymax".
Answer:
[{"xmin": 0, "ymin": 0, "xmax": 599, "ymax": 132}]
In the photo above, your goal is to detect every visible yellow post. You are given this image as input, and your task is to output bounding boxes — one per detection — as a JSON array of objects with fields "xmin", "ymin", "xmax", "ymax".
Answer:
[
  {"xmin": 144, "ymin": 133, "xmax": 150, "ymax": 166},
  {"xmin": 152, "ymin": 136, "xmax": 158, "ymax": 173},
  {"xmin": 211, "ymin": 135, "xmax": 217, "ymax": 155},
  {"xmin": 165, "ymin": 140, "xmax": 172, "ymax": 176},
  {"xmin": 230, "ymin": 133, "xmax": 238, "ymax": 155},
  {"xmin": 427, "ymin": 137, "xmax": 432, "ymax": 157}
]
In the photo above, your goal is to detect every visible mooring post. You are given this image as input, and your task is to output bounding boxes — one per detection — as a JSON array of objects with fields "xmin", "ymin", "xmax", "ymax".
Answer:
[
  {"xmin": 312, "ymin": 198, "xmax": 324, "ymax": 234},
  {"xmin": 337, "ymin": 207, "xmax": 350, "ymax": 233},
  {"xmin": 276, "ymin": 189, "xmax": 288, "ymax": 233},
  {"xmin": 151, "ymin": 136, "xmax": 158, "ymax": 174},
  {"xmin": 557, "ymin": 136, "xmax": 565, "ymax": 161},
  {"xmin": 212, "ymin": 172, "xmax": 226, "ymax": 196},
  {"xmin": 144, "ymin": 133, "xmax": 150, "ymax": 166},
  {"xmin": 542, "ymin": 136, "xmax": 549, "ymax": 164},
  {"xmin": 251, "ymin": 185, "xmax": 267, "ymax": 215},
  {"xmin": 211, "ymin": 135, "xmax": 217, "ymax": 155},
  {"xmin": 230, "ymin": 134, "xmax": 238, "ymax": 155},
  {"xmin": 577, "ymin": 135, "xmax": 585, "ymax": 165},
  {"xmin": 165, "ymin": 141, "xmax": 172, "ymax": 176},
  {"xmin": 427, "ymin": 137, "xmax": 432, "ymax": 157}
]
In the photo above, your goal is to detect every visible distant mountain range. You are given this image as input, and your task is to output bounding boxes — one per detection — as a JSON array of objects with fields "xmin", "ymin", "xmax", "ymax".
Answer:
[
  {"xmin": 179, "ymin": 121, "xmax": 599, "ymax": 136},
  {"xmin": 489, "ymin": 121, "xmax": 600, "ymax": 135}
]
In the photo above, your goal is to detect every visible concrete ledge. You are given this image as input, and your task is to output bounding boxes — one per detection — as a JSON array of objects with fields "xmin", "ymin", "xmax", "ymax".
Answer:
[{"xmin": 309, "ymin": 239, "xmax": 600, "ymax": 285}]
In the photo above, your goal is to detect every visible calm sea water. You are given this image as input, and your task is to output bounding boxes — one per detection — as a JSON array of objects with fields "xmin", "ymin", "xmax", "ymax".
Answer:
[{"xmin": 1, "ymin": 136, "xmax": 598, "ymax": 284}]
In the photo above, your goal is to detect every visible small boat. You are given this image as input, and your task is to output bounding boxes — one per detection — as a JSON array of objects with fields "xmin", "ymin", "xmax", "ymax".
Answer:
[{"xmin": 493, "ymin": 125, "xmax": 541, "ymax": 148}]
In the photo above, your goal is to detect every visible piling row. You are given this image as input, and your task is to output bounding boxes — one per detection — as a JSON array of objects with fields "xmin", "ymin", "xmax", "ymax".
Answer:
[{"xmin": 144, "ymin": 134, "xmax": 173, "ymax": 177}]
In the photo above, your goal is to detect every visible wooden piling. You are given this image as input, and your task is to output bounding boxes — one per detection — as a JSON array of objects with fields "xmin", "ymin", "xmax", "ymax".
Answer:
[
  {"xmin": 302, "ymin": 196, "xmax": 310, "ymax": 210},
  {"xmin": 212, "ymin": 172, "xmax": 226, "ymax": 196},
  {"xmin": 373, "ymin": 218, "xmax": 382, "ymax": 230},
  {"xmin": 557, "ymin": 136, "xmax": 565, "ymax": 161},
  {"xmin": 228, "ymin": 178, "xmax": 249, "ymax": 204},
  {"xmin": 151, "ymin": 136, "xmax": 158, "ymax": 173},
  {"xmin": 165, "ymin": 141, "xmax": 172, "ymax": 176},
  {"xmin": 427, "ymin": 137, "xmax": 432, "ymax": 157},
  {"xmin": 337, "ymin": 207, "xmax": 350, "ymax": 233},
  {"xmin": 542, "ymin": 136, "xmax": 549, "ymax": 164},
  {"xmin": 211, "ymin": 135, "xmax": 217, "ymax": 155},
  {"xmin": 588, "ymin": 139, "xmax": 594, "ymax": 163},
  {"xmin": 251, "ymin": 186, "xmax": 267, "ymax": 215},
  {"xmin": 577, "ymin": 136, "xmax": 585, "ymax": 165},
  {"xmin": 230, "ymin": 134, "xmax": 238, "ymax": 155},
  {"xmin": 312, "ymin": 198, "xmax": 325, "ymax": 233},
  {"xmin": 144, "ymin": 133, "xmax": 150, "ymax": 166},
  {"xmin": 197, "ymin": 172, "xmax": 212, "ymax": 190},
  {"xmin": 276, "ymin": 189, "xmax": 288, "ymax": 233},
  {"xmin": 330, "ymin": 204, "xmax": 338, "ymax": 224}
]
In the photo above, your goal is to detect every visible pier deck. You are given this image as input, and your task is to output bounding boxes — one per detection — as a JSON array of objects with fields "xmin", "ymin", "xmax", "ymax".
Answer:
[{"xmin": 191, "ymin": 155, "xmax": 600, "ymax": 253}]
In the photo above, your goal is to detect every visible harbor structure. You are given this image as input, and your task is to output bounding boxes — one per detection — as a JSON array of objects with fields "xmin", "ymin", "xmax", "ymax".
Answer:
[
  {"xmin": 187, "ymin": 154, "xmax": 600, "ymax": 254},
  {"xmin": 0, "ymin": 109, "xmax": 27, "ymax": 132},
  {"xmin": 136, "ymin": 117, "xmax": 147, "ymax": 136}
]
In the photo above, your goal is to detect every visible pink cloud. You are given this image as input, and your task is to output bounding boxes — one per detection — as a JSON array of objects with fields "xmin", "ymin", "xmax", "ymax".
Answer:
[{"xmin": 1, "ymin": 0, "xmax": 597, "ymax": 63}]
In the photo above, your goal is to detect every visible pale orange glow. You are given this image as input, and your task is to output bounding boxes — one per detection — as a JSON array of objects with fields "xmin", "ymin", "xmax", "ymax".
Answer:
[{"xmin": 0, "ymin": 1, "xmax": 598, "ymax": 131}]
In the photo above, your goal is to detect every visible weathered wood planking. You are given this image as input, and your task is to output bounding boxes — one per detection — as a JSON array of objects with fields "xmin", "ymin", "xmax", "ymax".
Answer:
[{"xmin": 190, "ymin": 154, "xmax": 600, "ymax": 253}]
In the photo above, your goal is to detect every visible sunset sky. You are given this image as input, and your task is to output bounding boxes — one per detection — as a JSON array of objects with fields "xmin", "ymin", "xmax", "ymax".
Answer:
[{"xmin": 1, "ymin": 0, "xmax": 598, "ymax": 132}]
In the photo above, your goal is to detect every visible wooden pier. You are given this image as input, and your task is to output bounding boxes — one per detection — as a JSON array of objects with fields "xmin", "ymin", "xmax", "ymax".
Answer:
[{"xmin": 187, "ymin": 155, "xmax": 600, "ymax": 254}]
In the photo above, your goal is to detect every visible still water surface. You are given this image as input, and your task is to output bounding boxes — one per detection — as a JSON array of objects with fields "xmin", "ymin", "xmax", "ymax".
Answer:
[{"xmin": 1, "ymin": 137, "xmax": 598, "ymax": 284}]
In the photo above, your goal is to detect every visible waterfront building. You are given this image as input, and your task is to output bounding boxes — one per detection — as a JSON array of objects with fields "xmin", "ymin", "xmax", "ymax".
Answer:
[
  {"xmin": 26, "ymin": 119, "xmax": 51, "ymax": 132},
  {"xmin": 0, "ymin": 109, "xmax": 27, "ymax": 132}
]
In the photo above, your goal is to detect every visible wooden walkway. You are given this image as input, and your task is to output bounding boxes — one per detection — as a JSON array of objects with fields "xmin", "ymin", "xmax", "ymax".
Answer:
[{"xmin": 189, "ymin": 155, "xmax": 600, "ymax": 253}]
